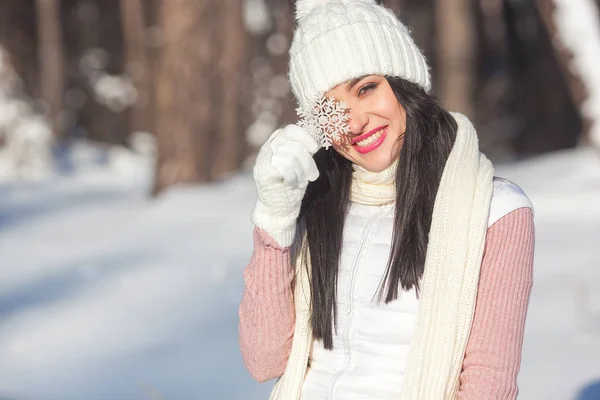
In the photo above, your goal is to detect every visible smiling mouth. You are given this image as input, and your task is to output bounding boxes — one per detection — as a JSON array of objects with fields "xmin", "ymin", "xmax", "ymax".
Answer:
[
  {"xmin": 352, "ymin": 126, "xmax": 387, "ymax": 154},
  {"xmin": 353, "ymin": 127, "xmax": 385, "ymax": 147}
]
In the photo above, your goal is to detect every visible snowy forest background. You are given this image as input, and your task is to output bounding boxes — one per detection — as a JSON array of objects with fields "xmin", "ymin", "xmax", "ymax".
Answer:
[{"xmin": 0, "ymin": 0, "xmax": 599, "ymax": 399}]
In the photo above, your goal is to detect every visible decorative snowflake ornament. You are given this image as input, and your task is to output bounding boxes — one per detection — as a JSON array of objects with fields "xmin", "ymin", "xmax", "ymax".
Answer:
[{"xmin": 296, "ymin": 96, "xmax": 350, "ymax": 149}]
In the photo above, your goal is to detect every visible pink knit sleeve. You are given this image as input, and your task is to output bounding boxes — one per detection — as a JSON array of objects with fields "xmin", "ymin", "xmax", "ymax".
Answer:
[
  {"xmin": 238, "ymin": 227, "xmax": 296, "ymax": 383},
  {"xmin": 458, "ymin": 207, "xmax": 535, "ymax": 399}
]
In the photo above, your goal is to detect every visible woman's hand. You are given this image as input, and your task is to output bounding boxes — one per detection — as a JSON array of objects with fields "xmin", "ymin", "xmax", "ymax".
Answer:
[{"xmin": 251, "ymin": 124, "xmax": 320, "ymax": 247}]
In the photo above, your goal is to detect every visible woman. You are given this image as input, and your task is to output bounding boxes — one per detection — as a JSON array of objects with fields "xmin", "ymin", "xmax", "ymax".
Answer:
[{"xmin": 239, "ymin": 0, "xmax": 535, "ymax": 399}]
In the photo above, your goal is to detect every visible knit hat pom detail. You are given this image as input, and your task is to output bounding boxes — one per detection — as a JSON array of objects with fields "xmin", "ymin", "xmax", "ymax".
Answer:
[{"xmin": 295, "ymin": 0, "xmax": 376, "ymax": 21}]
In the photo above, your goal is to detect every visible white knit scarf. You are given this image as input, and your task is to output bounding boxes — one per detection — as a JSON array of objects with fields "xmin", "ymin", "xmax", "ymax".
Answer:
[
  {"xmin": 269, "ymin": 113, "xmax": 494, "ymax": 400},
  {"xmin": 350, "ymin": 159, "xmax": 397, "ymax": 205}
]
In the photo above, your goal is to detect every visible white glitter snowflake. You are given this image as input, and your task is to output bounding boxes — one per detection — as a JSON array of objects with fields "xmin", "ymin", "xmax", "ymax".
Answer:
[{"xmin": 296, "ymin": 96, "xmax": 350, "ymax": 149}]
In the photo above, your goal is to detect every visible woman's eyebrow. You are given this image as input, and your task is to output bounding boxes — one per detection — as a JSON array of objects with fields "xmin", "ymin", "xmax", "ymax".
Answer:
[{"xmin": 345, "ymin": 76, "xmax": 367, "ymax": 92}]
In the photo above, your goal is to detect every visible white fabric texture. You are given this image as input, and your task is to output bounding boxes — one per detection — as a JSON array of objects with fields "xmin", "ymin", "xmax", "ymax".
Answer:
[
  {"xmin": 349, "ymin": 159, "xmax": 398, "ymax": 205},
  {"xmin": 299, "ymin": 178, "xmax": 532, "ymax": 399},
  {"xmin": 269, "ymin": 113, "xmax": 495, "ymax": 400},
  {"xmin": 397, "ymin": 113, "xmax": 492, "ymax": 399},
  {"xmin": 289, "ymin": 0, "xmax": 431, "ymax": 111},
  {"xmin": 488, "ymin": 177, "xmax": 534, "ymax": 227},
  {"xmin": 252, "ymin": 125, "xmax": 320, "ymax": 248},
  {"xmin": 300, "ymin": 201, "xmax": 415, "ymax": 399}
]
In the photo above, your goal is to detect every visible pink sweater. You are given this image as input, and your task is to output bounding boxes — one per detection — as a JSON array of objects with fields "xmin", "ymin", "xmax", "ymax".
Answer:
[{"xmin": 239, "ymin": 208, "xmax": 535, "ymax": 399}]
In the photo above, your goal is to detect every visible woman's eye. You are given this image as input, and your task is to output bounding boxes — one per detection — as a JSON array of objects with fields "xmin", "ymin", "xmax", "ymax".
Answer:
[{"xmin": 357, "ymin": 83, "xmax": 377, "ymax": 97}]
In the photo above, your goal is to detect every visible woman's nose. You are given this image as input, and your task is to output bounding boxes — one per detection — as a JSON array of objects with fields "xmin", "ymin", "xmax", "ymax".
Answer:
[{"xmin": 347, "ymin": 107, "xmax": 368, "ymax": 135}]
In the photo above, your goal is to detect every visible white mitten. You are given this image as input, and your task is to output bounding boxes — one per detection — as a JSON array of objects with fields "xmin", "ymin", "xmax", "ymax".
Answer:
[{"xmin": 252, "ymin": 124, "xmax": 320, "ymax": 247}]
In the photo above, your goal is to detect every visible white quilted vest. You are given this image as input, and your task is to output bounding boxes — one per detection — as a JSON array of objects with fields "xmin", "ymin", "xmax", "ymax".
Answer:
[{"xmin": 300, "ymin": 177, "xmax": 532, "ymax": 399}]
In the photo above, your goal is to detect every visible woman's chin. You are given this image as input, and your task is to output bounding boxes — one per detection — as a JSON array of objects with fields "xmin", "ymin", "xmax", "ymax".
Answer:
[
  {"xmin": 354, "ymin": 154, "xmax": 397, "ymax": 172},
  {"xmin": 334, "ymin": 143, "xmax": 399, "ymax": 172}
]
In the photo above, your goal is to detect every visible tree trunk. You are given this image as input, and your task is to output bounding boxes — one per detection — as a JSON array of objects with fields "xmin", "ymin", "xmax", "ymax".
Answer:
[
  {"xmin": 434, "ymin": 0, "xmax": 476, "ymax": 117},
  {"xmin": 534, "ymin": 0, "xmax": 593, "ymax": 148},
  {"xmin": 37, "ymin": 0, "xmax": 65, "ymax": 140},
  {"xmin": 61, "ymin": 0, "xmax": 130, "ymax": 145},
  {"xmin": 471, "ymin": 0, "xmax": 514, "ymax": 159},
  {"xmin": 209, "ymin": 0, "xmax": 247, "ymax": 178},
  {"xmin": 153, "ymin": 0, "xmax": 215, "ymax": 193},
  {"xmin": 0, "ymin": 0, "xmax": 38, "ymax": 99},
  {"xmin": 120, "ymin": 0, "xmax": 154, "ymax": 134},
  {"xmin": 502, "ymin": 0, "xmax": 581, "ymax": 155}
]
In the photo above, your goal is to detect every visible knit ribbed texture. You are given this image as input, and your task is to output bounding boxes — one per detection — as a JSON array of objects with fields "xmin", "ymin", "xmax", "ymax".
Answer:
[
  {"xmin": 239, "ymin": 114, "xmax": 537, "ymax": 399},
  {"xmin": 350, "ymin": 159, "xmax": 398, "ymax": 205},
  {"xmin": 251, "ymin": 129, "xmax": 309, "ymax": 248},
  {"xmin": 457, "ymin": 207, "xmax": 535, "ymax": 399},
  {"xmin": 289, "ymin": 0, "xmax": 430, "ymax": 111},
  {"xmin": 239, "ymin": 228, "xmax": 296, "ymax": 383},
  {"xmin": 270, "ymin": 245, "xmax": 313, "ymax": 400},
  {"xmin": 397, "ymin": 113, "xmax": 494, "ymax": 400},
  {"xmin": 252, "ymin": 198, "xmax": 299, "ymax": 247},
  {"xmin": 239, "ymin": 209, "xmax": 534, "ymax": 398},
  {"xmin": 254, "ymin": 112, "xmax": 495, "ymax": 399}
]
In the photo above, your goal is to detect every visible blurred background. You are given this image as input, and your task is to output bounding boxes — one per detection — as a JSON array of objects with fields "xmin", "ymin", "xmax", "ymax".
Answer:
[{"xmin": 0, "ymin": 0, "xmax": 599, "ymax": 399}]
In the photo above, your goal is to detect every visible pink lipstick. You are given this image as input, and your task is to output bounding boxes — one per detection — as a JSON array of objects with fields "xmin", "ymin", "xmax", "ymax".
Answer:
[{"xmin": 352, "ymin": 126, "xmax": 387, "ymax": 154}]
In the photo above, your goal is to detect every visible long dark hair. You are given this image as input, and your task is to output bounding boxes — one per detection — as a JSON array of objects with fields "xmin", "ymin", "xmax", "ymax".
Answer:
[{"xmin": 296, "ymin": 77, "xmax": 458, "ymax": 350}]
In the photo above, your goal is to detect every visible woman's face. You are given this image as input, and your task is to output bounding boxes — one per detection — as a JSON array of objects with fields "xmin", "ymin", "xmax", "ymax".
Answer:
[{"xmin": 325, "ymin": 75, "xmax": 406, "ymax": 172}]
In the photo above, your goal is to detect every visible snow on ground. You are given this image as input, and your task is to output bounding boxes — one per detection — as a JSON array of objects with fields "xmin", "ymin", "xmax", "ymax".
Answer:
[
  {"xmin": 496, "ymin": 147, "xmax": 600, "ymax": 400},
  {"xmin": 0, "ymin": 143, "xmax": 598, "ymax": 400},
  {"xmin": 0, "ymin": 142, "xmax": 271, "ymax": 400}
]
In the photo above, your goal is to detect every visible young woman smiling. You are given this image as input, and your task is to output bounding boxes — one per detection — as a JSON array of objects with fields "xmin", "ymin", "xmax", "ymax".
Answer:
[{"xmin": 239, "ymin": 1, "xmax": 535, "ymax": 399}]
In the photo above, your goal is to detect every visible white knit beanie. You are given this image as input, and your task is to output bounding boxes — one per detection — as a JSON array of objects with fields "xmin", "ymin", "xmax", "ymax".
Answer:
[{"xmin": 289, "ymin": 0, "xmax": 431, "ymax": 112}]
